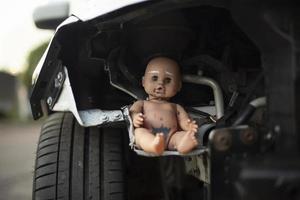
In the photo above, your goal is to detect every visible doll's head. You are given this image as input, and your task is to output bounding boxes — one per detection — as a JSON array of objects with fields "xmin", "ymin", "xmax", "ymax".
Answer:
[{"xmin": 142, "ymin": 57, "xmax": 182, "ymax": 101}]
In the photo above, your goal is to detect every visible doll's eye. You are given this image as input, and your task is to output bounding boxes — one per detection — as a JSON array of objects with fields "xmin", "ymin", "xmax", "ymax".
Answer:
[
  {"xmin": 164, "ymin": 77, "xmax": 172, "ymax": 84},
  {"xmin": 151, "ymin": 75, "xmax": 158, "ymax": 81}
]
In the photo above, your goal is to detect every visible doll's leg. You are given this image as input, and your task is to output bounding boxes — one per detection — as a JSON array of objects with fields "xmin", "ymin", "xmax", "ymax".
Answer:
[
  {"xmin": 168, "ymin": 131, "xmax": 198, "ymax": 154},
  {"xmin": 134, "ymin": 128, "xmax": 165, "ymax": 155}
]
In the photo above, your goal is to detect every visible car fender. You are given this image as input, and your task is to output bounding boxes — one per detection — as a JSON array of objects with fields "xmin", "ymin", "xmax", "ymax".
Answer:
[{"xmin": 30, "ymin": 14, "xmax": 126, "ymax": 126}]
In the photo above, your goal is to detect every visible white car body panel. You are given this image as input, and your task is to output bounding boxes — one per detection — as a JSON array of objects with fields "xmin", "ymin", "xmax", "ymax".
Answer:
[{"xmin": 72, "ymin": 0, "xmax": 149, "ymax": 21}]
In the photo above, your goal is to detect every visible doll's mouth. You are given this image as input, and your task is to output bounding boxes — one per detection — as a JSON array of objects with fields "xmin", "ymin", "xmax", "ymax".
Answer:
[
  {"xmin": 155, "ymin": 90, "xmax": 164, "ymax": 95},
  {"xmin": 154, "ymin": 86, "xmax": 165, "ymax": 94}
]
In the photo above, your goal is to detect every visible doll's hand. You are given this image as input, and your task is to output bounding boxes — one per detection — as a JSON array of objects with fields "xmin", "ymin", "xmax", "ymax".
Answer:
[
  {"xmin": 133, "ymin": 113, "xmax": 144, "ymax": 128},
  {"xmin": 187, "ymin": 119, "xmax": 198, "ymax": 133}
]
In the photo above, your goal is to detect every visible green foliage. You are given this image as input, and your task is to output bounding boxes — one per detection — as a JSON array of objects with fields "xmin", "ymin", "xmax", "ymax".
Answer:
[{"xmin": 22, "ymin": 40, "xmax": 50, "ymax": 89}]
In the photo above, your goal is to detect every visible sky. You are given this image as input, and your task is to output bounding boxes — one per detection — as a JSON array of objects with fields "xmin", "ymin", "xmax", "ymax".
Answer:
[{"xmin": 0, "ymin": 0, "xmax": 53, "ymax": 74}]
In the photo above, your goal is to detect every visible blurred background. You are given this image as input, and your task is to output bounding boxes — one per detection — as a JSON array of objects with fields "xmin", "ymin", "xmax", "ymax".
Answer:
[{"xmin": 0, "ymin": 0, "xmax": 54, "ymax": 199}]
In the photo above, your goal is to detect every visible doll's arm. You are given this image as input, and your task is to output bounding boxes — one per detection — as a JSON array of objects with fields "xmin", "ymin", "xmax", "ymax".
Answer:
[
  {"xmin": 129, "ymin": 100, "xmax": 144, "ymax": 128},
  {"xmin": 176, "ymin": 104, "xmax": 198, "ymax": 133}
]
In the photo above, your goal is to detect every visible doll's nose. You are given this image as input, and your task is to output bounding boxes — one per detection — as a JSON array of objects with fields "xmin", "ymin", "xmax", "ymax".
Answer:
[{"xmin": 156, "ymin": 85, "xmax": 164, "ymax": 91}]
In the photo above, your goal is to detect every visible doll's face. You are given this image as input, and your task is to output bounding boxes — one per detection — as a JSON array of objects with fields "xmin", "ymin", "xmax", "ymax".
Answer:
[{"xmin": 142, "ymin": 57, "xmax": 181, "ymax": 100}]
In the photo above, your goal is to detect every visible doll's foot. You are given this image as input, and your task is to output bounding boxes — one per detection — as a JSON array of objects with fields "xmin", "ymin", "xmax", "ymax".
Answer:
[
  {"xmin": 149, "ymin": 133, "xmax": 165, "ymax": 155},
  {"xmin": 177, "ymin": 131, "xmax": 198, "ymax": 154}
]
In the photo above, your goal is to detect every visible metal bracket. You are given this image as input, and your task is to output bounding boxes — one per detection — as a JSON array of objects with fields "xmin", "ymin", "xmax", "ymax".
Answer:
[
  {"xmin": 46, "ymin": 66, "xmax": 66, "ymax": 109},
  {"xmin": 78, "ymin": 109, "xmax": 124, "ymax": 127}
]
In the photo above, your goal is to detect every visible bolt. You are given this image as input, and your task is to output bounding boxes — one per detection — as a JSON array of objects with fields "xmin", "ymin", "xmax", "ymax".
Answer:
[
  {"xmin": 54, "ymin": 79, "xmax": 61, "ymax": 88},
  {"xmin": 213, "ymin": 131, "xmax": 232, "ymax": 151},
  {"xmin": 57, "ymin": 72, "xmax": 63, "ymax": 82},
  {"xmin": 47, "ymin": 97, "xmax": 53, "ymax": 106},
  {"xmin": 241, "ymin": 128, "xmax": 256, "ymax": 145},
  {"xmin": 55, "ymin": 72, "xmax": 64, "ymax": 88},
  {"xmin": 245, "ymin": 132, "xmax": 254, "ymax": 141},
  {"xmin": 114, "ymin": 113, "xmax": 121, "ymax": 120},
  {"xmin": 102, "ymin": 115, "xmax": 108, "ymax": 122}
]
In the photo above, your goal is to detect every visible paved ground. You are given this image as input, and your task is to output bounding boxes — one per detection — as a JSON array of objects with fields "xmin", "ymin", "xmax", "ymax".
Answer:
[{"xmin": 0, "ymin": 121, "xmax": 43, "ymax": 200}]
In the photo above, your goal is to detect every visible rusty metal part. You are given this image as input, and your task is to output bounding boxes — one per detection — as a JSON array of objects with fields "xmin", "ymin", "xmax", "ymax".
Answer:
[
  {"xmin": 210, "ymin": 130, "xmax": 232, "ymax": 151},
  {"xmin": 240, "ymin": 128, "xmax": 257, "ymax": 145}
]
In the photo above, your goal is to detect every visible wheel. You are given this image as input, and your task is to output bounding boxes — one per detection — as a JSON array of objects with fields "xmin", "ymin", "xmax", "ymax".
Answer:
[{"xmin": 33, "ymin": 112, "xmax": 126, "ymax": 200}]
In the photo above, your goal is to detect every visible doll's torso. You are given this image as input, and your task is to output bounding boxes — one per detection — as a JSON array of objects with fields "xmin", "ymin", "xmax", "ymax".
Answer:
[{"xmin": 143, "ymin": 100, "xmax": 178, "ymax": 136}]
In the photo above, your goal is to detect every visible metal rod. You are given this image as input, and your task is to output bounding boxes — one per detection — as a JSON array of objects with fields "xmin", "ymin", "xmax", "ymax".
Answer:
[
  {"xmin": 233, "ymin": 96, "xmax": 266, "ymax": 126},
  {"xmin": 249, "ymin": 96, "xmax": 266, "ymax": 108},
  {"xmin": 183, "ymin": 75, "xmax": 224, "ymax": 119}
]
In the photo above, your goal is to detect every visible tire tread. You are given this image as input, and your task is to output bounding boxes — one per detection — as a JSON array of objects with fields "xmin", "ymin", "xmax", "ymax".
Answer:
[{"xmin": 33, "ymin": 112, "xmax": 126, "ymax": 200}]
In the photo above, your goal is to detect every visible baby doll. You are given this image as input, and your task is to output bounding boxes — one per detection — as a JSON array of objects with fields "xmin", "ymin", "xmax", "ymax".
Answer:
[{"xmin": 129, "ymin": 56, "xmax": 198, "ymax": 155}]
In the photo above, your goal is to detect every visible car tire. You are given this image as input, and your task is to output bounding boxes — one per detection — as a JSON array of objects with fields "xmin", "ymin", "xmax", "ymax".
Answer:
[{"xmin": 32, "ymin": 112, "xmax": 126, "ymax": 200}]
